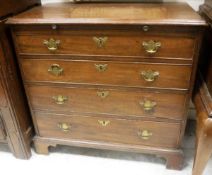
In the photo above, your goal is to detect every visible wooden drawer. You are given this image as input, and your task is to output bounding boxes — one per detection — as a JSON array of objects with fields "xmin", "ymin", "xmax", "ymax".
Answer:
[
  {"xmin": 0, "ymin": 117, "xmax": 6, "ymax": 141},
  {"xmin": 14, "ymin": 29, "xmax": 195, "ymax": 59},
  {"xmin": 35, "ymin": 112, "xmax": 181, "ymax": 148},
  {"xmin": 20, "ymin": 59, "xmax": 192, "ymax": 90},
  {"xmin": 27, "ymin": 85, "xmax": 187, "ymax": 120}
]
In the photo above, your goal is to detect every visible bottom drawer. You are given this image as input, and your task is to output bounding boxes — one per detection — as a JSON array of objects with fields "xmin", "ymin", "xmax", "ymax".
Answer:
[{"xmin": 35, "ymin": 112, "xmax": 181, "ymax": 148}]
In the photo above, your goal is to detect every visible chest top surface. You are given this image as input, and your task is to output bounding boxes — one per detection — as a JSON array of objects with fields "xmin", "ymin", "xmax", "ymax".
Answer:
[
  {"xmin": 0, "ymin": 0, "xmax": 40, "ymax": 19},
  {"xmin": 7, "ymin": 2, "xmax": 206, "ymax": 26}
]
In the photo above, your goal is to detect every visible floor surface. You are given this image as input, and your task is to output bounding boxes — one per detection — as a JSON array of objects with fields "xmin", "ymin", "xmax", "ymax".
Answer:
[{"xmin": 0, "ymin": 120, "xmax": 211, "ymax": 175}]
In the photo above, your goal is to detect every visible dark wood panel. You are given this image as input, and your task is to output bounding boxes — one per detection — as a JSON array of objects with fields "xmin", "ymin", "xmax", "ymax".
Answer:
[
  {"xmin": 192, "ymin": 1, "xmax": 212, "ymax": 174},
  {"xmin": 27, "ymin": 84, "xmax": 187, "ymax": 120},
  {"xmin": 14, "ymin": 29, "xmax": 196, "ymax": 59},
  {"xmin": 20, "ymin": 59, "xmax": 192, "ymax": 90},
  {"xmin": 35, "ymin": 112, "xmax": 181, "ymax": 148},
  {"xmin": 192, "ymin": 76, "xmax": 212, "ymax": 175},
  {"xmin": 199, "ymin": 6, "xmax": 212, "ymax": 96},
  {"xmin": 197, "ymin": 75, "xmax": 212, "ymax": 117},
  {"xmin": 0, "ymin": 0, "xmax": 40, "ymax": 18},
  {"xmin": 198, "ymin": 30, "xmax": 212, "ymax": 94},
  {"xmin": 0, "ymin": 22, "xmax": 33, "ymax": 159}
]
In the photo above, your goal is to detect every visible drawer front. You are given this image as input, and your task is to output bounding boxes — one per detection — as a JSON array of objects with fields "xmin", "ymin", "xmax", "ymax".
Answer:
[
  {"xmin": 35, "ymin": 112, "xmax": 181, "ymax": 148},
  {"xmin": 0, "ymin": 117, "xmax": 6, "ymax": 141},
  {"xmin": 27, "ymin": 85, "xmax": 187, "ymax": 120},
  {"xmin": 20, "ymin": 59, "xmax": 192, "ymax": 90},
  {"xmin": 15, "ymin": 30, "xmax": 195, "ymax": 59}
]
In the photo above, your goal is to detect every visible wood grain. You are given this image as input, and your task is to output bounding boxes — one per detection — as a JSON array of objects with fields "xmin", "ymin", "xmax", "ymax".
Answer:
[
  {"xmin": 0, "ymin": 0, "xmax": 40, "ymax": 18},
  {"xmin": 7, "ymin": 2, "xmax": 206, "ymax": 26},
  {"xmin": 0, "ymin": 0, "xmax": 40, "ymax": 158},
  {"xmin": 27, "ymin": 84, "xmax": 187, "ymax": 120},
  {"xmin": 8, "ymin": 2, "xmax": 205, "ymax": 168},
  {"xmin": 35, "ymin": 111, "xmax": 181, "ymax": 148},
  {"xmin": 20, "ymin": 59, "xmax": 192, "ymax": 90},
  {"xmin": 14, "ymin": 28, "xmax": 196, "ymax": 59},
  {"xmin": 192, "ymin": 80, "xmax": 212, "ymax": 175}
]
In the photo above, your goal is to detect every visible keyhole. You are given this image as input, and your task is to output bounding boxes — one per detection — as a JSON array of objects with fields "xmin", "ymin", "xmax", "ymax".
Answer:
[{"xmin": 99, "ymin": 39, "xmax": 104, "ymax": 46}]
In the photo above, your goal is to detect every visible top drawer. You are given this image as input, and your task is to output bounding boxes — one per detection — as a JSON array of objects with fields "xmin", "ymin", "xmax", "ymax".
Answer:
[{"xmin": 13, "ymin": 28, "xmax": 196, "ymax": 60}]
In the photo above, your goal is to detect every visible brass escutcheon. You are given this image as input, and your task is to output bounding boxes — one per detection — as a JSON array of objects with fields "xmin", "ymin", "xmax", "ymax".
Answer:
[
  {"xmin": 93, "ymin": 36, "xmax": 108, "ymax": 48},
  {"xmin": 137, "ymin": 130, "xmax": 153, "ymax": 140},
  {"xmin": 142, "ymin": 40, "xmax": 161, "ymax": 54},
  {"xmin": 97, "ymin": 91, "xmax": 110, "ymax": 99},
  {"xmin": 140, "ymin": 99, "xmax": 157, "ymax": 112},
  {"xmin": 141, "ymin": 70, "xmax": 159, "ymax": 82},
  {"xmin": 58, "ymin": 123, "xmax": 71, "ymax": 132},
  {"xmin": 43, "ymin": 38, "xmax": 60, "ymax": 52},
  {"xmin": 52, "ymin": 95, "xmax": 68, "ymax": 105},
  {"xmin": 95, "ymin": 64, "xmax": 108, "ymax": 72},
  {"xmin": 98, "ymin": 120, "xmax": 110, "ymax": 127}
]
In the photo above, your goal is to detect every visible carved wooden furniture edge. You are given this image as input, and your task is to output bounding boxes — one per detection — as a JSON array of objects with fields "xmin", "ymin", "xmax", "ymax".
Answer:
[
  {"xmin": 199, "ymin": 3, "xmax": 212, "ymax": 26},
  {"xmin": 196, "ymin": 73, "xmax": 212, "ymax": 117}
]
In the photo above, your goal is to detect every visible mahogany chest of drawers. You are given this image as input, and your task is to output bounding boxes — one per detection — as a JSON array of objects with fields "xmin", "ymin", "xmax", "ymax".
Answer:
[
  {"xmin": 0, "ymin": 0, "xmax": 40, "ymax": 159},
  {"xmin": 7, "ymin": 2, "xmax": 206, "ymax": 168}
]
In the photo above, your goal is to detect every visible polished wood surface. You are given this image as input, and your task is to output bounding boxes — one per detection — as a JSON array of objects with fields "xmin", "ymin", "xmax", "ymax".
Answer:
[
  {"xmin": 0, "ymin": 22, "xmax": 33, "ymax": 159},
  {"xmin": 20, "ymin": 59, "xmax": 192, "ymax": 90},
  {"xmin": 27, "ymin": 84, "xmax": 187, "ymax": 120},
  {"xmin": 0, "ymin": 0, "xmax": 40, "ymax": 159},
  {"xmin": 14, "ymin": 27, "xmax": 196, "ymax": 59},
  {"xmin": 192, "ymin": 1, "xmax": 212, "ymax": 174},
  {"xmin": 0, "ymin": 0, "xmax": 40, "ymax": 18},
  {"xmin": 7, "ymin": 2, "xmax": 206, "ymax": 25},
  {"xmin": 199, "ymin": 0, "xmax": 212, "ymax": 116},
  {"xmin": 196, "ymin": 75, "xmax": 212, "ymax": 117},
  {"xmin": 35, "ymin": 112, "xmax": 181, "ymax": 148},
  {"xmin": 193, "ymin": 78, "xmax": 212, "ymax": 175},
  {"xmin": 9, "ymin": 2, "xmax": 205, "ymax": 169}
]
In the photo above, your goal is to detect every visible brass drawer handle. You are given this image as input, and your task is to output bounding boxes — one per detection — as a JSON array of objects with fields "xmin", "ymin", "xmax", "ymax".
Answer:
[
  {"xmin": 98, "ymin": 120, "xmax": 110, "ymax": 127},
  {"xmin": 48, "ymin": 64, "xmax": 64, "ymax": 76},
  {"xmin": 43, "ymin": 38, "xmax": 60, "ymax": 52},
  {"xmin": 52, "ymin": 95, "xmax": 68, "ymax": 105},
  {"xmin": 97, "ymin": 91, "xmax": 109, "ymax": 99},
  {"xmin": 93, "ymin": 36, "xmax": 108, "ymax": 48},
  {"xmin": 142, "ymin": 40, "xmax": 161, "ymax": 54},
  {"xmin": 95, "ymin": 64, "xmax": 108, "ymax": 72},
  {"xmin": 58, "ymin": 123, "xmax": 71, "ymax": 132},
  {"xmin": 138, "ymin": 130, "xmax": 153, "ymax": 140},
  {"xmin": 140, "ymin": 99, "xmax": 157, "ymax": 112},
  {"xmin": 141, "ymin": 70, "xmax": 159, "ymax": 82}
]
